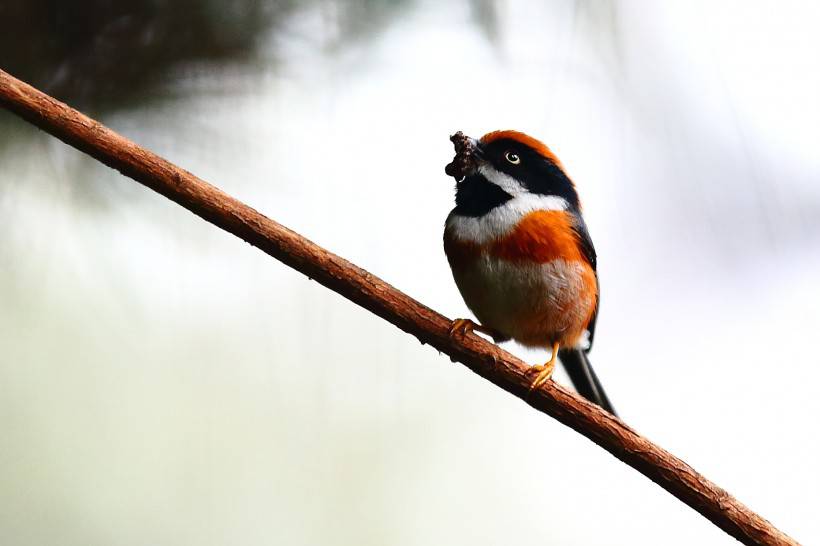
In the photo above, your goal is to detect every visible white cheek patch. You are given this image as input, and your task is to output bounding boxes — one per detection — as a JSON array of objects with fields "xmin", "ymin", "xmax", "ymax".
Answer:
[
  {"xmin": 478, "ymin": 164, "xmax": 527, "ymax": 196},
  {"xmin": 446, "ymin": 193, "xmax": 569, "ymax": 244}
]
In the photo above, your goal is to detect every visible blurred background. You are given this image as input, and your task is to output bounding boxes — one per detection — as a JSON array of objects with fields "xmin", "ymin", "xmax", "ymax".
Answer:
[{"xmin": 2, "ymin": 1, "xmax": 819, "ymax": 544}]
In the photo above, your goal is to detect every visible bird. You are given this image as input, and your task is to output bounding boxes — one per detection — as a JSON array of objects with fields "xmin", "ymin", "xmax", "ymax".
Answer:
[{"xmin": 443, "ymin": 130, "xmax": 616, "ymax": 415}]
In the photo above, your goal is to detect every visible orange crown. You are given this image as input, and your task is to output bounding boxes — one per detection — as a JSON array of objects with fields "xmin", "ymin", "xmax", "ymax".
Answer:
[{"xmin": 480, "ymin": 130, "xmax": 565, "ymax": 171}]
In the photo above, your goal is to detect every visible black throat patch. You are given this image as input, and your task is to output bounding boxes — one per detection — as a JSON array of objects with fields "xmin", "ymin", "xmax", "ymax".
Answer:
[{"xmin": 453, "ymin": 173, "xmax": 512, "ymax": 217}]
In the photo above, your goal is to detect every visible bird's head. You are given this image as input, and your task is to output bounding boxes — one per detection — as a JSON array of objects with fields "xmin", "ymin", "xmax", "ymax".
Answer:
[{"xmin": 445, "ymin": 130, "xmax": 579, "ymax": 217}]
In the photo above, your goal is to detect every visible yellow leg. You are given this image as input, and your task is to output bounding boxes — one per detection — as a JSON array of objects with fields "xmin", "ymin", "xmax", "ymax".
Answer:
[
  {"xmin": 449, "ymin": 318, "xmax": 497, "ymax": 339},
  {"xmin": 529, "ymin": 341, "xmax": 559, "ymax": 390}
]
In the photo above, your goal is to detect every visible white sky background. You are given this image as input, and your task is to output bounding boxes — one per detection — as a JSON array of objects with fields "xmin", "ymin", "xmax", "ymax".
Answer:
[{"xmin": 1, "ymin": 1, "xmax": 819, "ymax": 544}]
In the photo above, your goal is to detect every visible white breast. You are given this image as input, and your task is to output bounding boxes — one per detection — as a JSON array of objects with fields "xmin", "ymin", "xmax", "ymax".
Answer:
[{"xmin": 450, "ymin": 255, "xmax": 591, "ymax": 348}]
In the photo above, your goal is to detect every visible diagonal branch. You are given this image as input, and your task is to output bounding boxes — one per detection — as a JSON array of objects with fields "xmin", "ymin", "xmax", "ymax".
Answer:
[{"xmin": 0, "ymin": 69, "xmax": 800, "ymax": 546}]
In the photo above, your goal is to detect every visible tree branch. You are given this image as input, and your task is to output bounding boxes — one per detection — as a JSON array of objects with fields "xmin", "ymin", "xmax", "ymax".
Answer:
[{"xmin": 0, "ymin": 69, "xmax": 800, "ymax": 546}]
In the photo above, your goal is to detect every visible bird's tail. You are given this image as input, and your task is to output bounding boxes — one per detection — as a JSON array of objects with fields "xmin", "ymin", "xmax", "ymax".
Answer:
[{"xmin": 558, "ymin": 348, "xmax": 617, "ymax": 416}]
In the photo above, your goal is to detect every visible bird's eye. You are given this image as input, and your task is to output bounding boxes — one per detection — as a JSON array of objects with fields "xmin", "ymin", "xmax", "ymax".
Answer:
[{"xmin": 505, "ymin": 151, "xmax": 521, "ymax": 165}]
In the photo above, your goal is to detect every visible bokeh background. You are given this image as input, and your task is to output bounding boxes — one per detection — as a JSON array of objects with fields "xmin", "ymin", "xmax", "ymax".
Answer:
[{"xmin": 2, "ymin": 1, "xmax": 819, "ymax": 544}]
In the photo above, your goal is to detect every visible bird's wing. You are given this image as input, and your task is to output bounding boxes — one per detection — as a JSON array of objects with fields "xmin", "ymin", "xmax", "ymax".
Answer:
[
  {"xmin": 561, "ymin": 213, "xmax": 615, "ymax": 414},
  {"xmin": 571, "ymin": 213, "xmax": 597, "ymax": 270},
  {"xmin": 570, "ymin": 214, "xmax": 598, "ymax": 352}
]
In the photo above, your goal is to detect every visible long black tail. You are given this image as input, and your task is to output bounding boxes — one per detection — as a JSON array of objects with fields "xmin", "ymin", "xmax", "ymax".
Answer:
[{"xmin": 558, "ymin": 348, "xmax": 617, "ymax": 416}]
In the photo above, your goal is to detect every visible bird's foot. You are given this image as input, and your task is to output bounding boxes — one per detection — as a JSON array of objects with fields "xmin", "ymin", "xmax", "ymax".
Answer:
[
  {"xmin": 449, "ymin": 318, "xmax": 495, "ymax": 339},
  {"xmin": 528, "ymin": 361, "xmax": 555, "ymax": 391},
  {"xmin": 528, "ymin": 341, "xmax": 560, "ymax": 391}
]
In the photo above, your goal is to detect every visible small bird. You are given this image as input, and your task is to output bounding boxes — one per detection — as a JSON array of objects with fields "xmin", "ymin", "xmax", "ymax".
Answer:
[{"xmin": 443, "ymin": 130, "xmax": 615, "ymax": 414}]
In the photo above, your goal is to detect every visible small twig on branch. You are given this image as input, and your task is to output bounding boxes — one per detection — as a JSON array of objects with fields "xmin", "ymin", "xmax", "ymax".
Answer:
[{"xmin": 0, "ymin": 69, "xmax": 800, "ymax": 546}]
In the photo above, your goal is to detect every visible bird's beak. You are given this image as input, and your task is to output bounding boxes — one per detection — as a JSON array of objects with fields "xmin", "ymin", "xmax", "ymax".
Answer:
[{"xmin": 445, "ymin": 131, "xmax": 483, "ymax": 180}]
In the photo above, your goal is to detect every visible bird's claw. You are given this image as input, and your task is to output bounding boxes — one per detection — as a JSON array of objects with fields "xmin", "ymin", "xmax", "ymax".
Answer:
[
  {"xmin": 449, "ymin": 318, "xmax": 478, "ymax": 338},
  {"xmin": 528, "ymin": 360, "xmax": 556, "ymax": 392}
]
